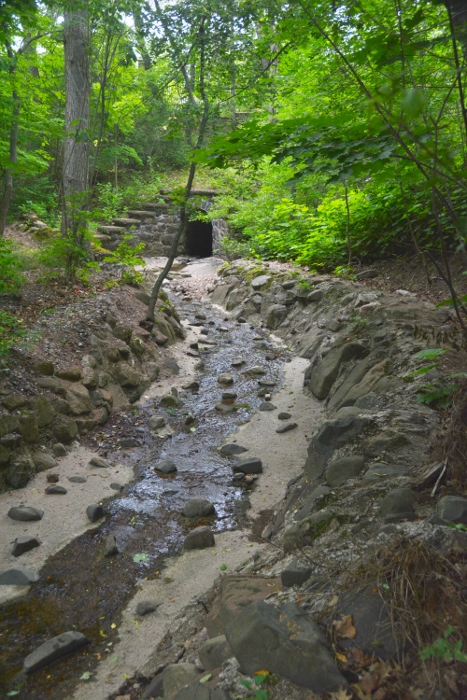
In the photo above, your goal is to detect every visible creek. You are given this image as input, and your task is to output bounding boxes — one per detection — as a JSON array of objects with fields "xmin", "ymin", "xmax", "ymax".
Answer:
[{"xmin": 0, "ymin": 260, "xmax": 290, "ymax": 700}]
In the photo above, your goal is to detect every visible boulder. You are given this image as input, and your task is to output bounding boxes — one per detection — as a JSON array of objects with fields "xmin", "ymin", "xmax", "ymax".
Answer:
[
  {"xmin": 6, "ymin": 449, "xmax": 35, "ymax": 488},
  {"xmin": 306, "ymin": 341, "xmax": 368, "ymax": 400},
  {"xmin": 305, "ymin": 414, "xmax": 373, "ymax": 481},
  {"xmin": 325, "ymin": 455, "xmax": 365, "ymax": 487},
  {"xmin": 281, "ymin": 559, "xmax": 312, "ymax": 588},
  {"xmin": 23, "ymin": 631, "xmax": 89, "ymax": 673},
  {"xmin": 163, "ymin": 663, "xmax": 200, "ymax": 700},
  {"xmin": 52, "ymin": 443, "xmax": 67, "ymax": 457},
  {"xmin": 283, "ymin": 509, "xmax": 336, "ymax": 552},
  {"xmin": 12, "ymin": 536, "xmax": 41, "ymax": 557},
  {"xmin": 225, "ymin": 602, "xmax": 345, "ymax": 693},
  {"xmin": 32, "ymin": 451, "xmax": 57, "ymax": 472},
  {"xmin": 182, "ymin": 498, "xmax": 215, "ymax": 518},
  {"xmin": 217, "ymin": 373, "xmax": 234, "ymax": 386},
  {"xmin": 0, "ymin": 567, "xmax": 39, "ymax": 585},
  {"xmin": 28, "ymin": 395, "xmax": 56, "ymax": 427},
  {"xmin": 437, "ymin": 495, "xmax": 467, "ymax": 524},
  {"xmin": 198, "ymin": 635, "xmax": 232, "ymax": 671},
  {"xmin": 251, "ymin": 275, "xmax": 271, "ymax": 290},
  {"xmin": 184, "ymin": 526, "xmax": 215, "ymax": 550},
  {"xmin": 34, "ymin": 360, "xmax": 54, "ymax": 376},
  {"xmin": 18, "ymin": 412, "xmax": 39, "ymax": 443},
  {"xmin": 206, "ymin": 576, "xmax": 281, "ymax": 637},
  {"xmin": 56, "ymin": 367, "xmax": 82, "ymax": 381},
  {"xmin": 115, "ymin": 363, "xmax": 143, "ymax": 388},
  {"xmin": 233, "ymin": 457, "xmax": 262, "ymax": 474},
  {"xmin": 266, "ymin": 304, "xmax": 287, "ymax": 330},
  {"xmin": 378, "ymin": 488, "xmax": 416, "ymax": 521},
  {"xmin": 52, "ymin": 416, "xmax": 78, "ymax": 444},
  {"xmin": 8, "ymin": 505, "xmax": 44, "ymax": 522}
]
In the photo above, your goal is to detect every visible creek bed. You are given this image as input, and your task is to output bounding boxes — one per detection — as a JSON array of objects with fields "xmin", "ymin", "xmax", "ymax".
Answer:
[{"xmin": 0, "ymin": 293, "xmax": 289, "ymax": 700}]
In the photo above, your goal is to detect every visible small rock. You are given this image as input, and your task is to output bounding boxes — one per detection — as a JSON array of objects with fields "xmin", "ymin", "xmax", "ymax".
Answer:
[
  {"xmin": 165, "ymin": 358, "xmax": 180, "ymax": 374},
  {"xmin": 136, "ymin": 600, "xmax": 162, "ymax": 616},
  {"xmin": 217, "ymin": 372, "xmax": 234, "ymax": 386},
  {"xmin": 160, "ymin": 394, "xmax": 180, "ymax": 407},
  {"xmin": 182, "ymin": 381, "xmax": 200, "ymax": 391},
  {"xmin": 233, "ymin": 457, "xmax": 263, "ymax": 475},
  {"xmin": 258, "ymin": 379, "xmax": 276, "ymax": 387},
  {"xmin": 104, "ymin": 533, "xmax": 119, "ymax": 556},
  {"xmin": 56, "ymin": 366, "xmax": 82, "ymax": 382},
  {"xmin": 46, "ymin": 473, "xmax": 60, "ymax": 483},
  {"xmin": 184, "ymin": 526, "xmax": 215, "ymax": 550},
  {"xmin": 45, "ymin": 484, "xmax": 67, "ymax": 495},
  {"xmin": 355, "ymin": 269, "xmax": 378, "ymax": 280},
  {"xmin": 276, "ymin": 422, "xmax": 298, "ymax": 434},
  {"xmin": 378, "ymin": 488, "xmax": 416, "ymax": 521},
  {"xmin": 222, "ymin": 391, "xmax": 237, "ymax": 400},
  {"xmin": 237, "ymin": 317, "xmax": 247, "ymax": 323},
  {"xmin": 89, "ymin": 456, "xmax": 112, "ymax": 469},
  {"xmin": 215, "ymin": 403, "xmax": 236, "ymax": 413},
  {"xmin": 12, "ymin": 537, "xmax": 41, "ymax": 557},
  {"xmin": 231, "ymin": 358, "xmax": 245, "ymax": 368},
  {"xmin": 87, "ymin": 504, "xmax": 105, "ymax": 522},
  {"xmin": 32, "ymin": 452, "xmax": 57, "ymax": 472},
  {"xmin": 182, "ymin": 498, "xmax": 215, "ymax": 518},
  {"xmin": 220, "ymin": 444, "xmax": 248, "ymax": 456},
  {"xmin": 244, "ymin": 474, "xmax": 258, "ymax": 485},
  {"xmin": 8, "ymin": 506, "xmax": 44, "ymax": 522},
  {"xmin": 110, "ymin": 482, "xmax": 123, "ymax": 491},
  {"xmin": 278, "ymin": 412, "xmax": 292, "ymax": 420},
  {"xmin": 155, "ymin": 459, "xmax": 177, "ymax": 474},
  {"xmin": 185, "ymin": 414, "xmax": 196, "ymax": 426},
  {"xmin": 0, "ymin": 567, "xmax": 39, "ymax": 586},
  {"xmin": 68, "ymin": 476, "xmax": 87, "ymax": 483},
  {"xmin": 259, "ymin": 402, "xmax": 276, "ymax": 412},
  {"xmin": 148, "ymin": 415, "xmax": 166, "ymax": 431},
  {"xmin": 251, "ymin": 274, "xmax": 271, "ymax": 290},
  {"xmin": 120, "ymin": 437, "xmax": 138, "ymax": 448},
  {"xmin": 23, "ymin": 631, "xmax": 89, "ymax": 673}
]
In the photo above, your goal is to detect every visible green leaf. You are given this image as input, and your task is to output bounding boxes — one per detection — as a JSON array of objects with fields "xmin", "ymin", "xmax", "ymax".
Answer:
[
  {"xmin": 7, "ymin": 692, "xmax": 20, "ymax": 697},
  {"xmin": 413, "ymin": 348, "xmax": 448, "ymax": 360},
  {"xmin": 220, "ymin": 564, "xmax": 227, "ymax": 571},
  {"xmin": 133, "ymin": 552, "xmax": 150, "ymax": 563},
  {"xmin": 80, "ymin": 672, "xmax": 92, "ymax": 680},
  {"xmin": 200, "ymin": 674, "xmax": 212, "ymax": 684}
]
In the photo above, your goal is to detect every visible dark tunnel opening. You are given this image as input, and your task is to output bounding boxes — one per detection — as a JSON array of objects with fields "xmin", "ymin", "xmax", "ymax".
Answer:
[{"xmin": 185, "ymin": 220, "xmax": 213, "ymax": 257}]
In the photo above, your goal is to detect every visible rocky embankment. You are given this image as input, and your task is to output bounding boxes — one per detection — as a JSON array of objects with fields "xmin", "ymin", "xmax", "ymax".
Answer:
[
  {"xmin": 121, "ymin": 261, "xmax": 467, "ymax": 700},
  {"xmin": 0, "ymin": 285, "xmax": 185, "ymax": 493}
]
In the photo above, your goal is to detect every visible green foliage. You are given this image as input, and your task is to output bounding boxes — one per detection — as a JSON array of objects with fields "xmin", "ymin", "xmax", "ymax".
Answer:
[
  {"xmin": 240, "ymin": 672, "xmax": 270, "ymax": 700},
  {"xmin": 0, "ymin": 240, "xmax": 23, "ymax": 294},
  {"xmin": 37, "ymin": 233, "xmax": 94, "ymax": 284},
  {"xmin": 416, "ymin": 386, "xmax": 456, "ymax": 409},
  {"xmin": 0, "ymin": 311, "xmax": 26, "ymax": 356},
  {"xmin": 420, "ymin": 627, "xmax": 467, "ymax": 663},
  {"xmin": 103, "ymin": 235, "xmax": 146, "ymax": 286},
  {"xmin": 218, "ymin": 236, "xmax": 253, "ymax": 261}
]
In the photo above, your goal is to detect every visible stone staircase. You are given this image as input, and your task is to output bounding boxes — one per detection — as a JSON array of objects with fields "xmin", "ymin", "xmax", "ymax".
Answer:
[{"xmin": 96, "ymin": 189, "xmax": 222, "ymax": 256}]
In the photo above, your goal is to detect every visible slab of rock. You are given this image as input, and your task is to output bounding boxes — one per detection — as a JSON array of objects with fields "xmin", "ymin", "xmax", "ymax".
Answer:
[
  {"xmin": 437, "ymin": 495, "xmax": 467, "ymax": 524},
  {"xmin": 251, "ymin": 274, "xmax": 271, "ymax": 290},
  {"xmin": 219, "ymin": 443, "xmax": 248, "ymax": 456},
  {"xmin": 225, "ymin": 601, "xmax": 345, "ymax": 693},
  {"xmin": 276, "ymin": 422, "xmax": 297, "ymax": 434},
  {"xmin": 12, "ymin": 537, "xmax": 41, "ymax": 557},
  {"xmin": 243, "ymin": 366, "xmax": 266, "ymax": 376},
  {"xmin": 283, "ymin": 509, "xmax": 336, "ymax": 552},
  {"xmin": 306, "ymin": 341, "xmax": 368, "ymax": 400},
  {"xmin": 68, "ymin": 475, "xmax": 87, "ymax": 483},
  {"xmin": 56, "ymin": 366, "xmax": 82, "ymax": 381},
  {"xmin": 325, "ymin": 455, "xmax": 365, "ymax": 487},
  {"xmin": 281, "ymin": 559, "xmax": 313, "ymax": 588},
  {"xmin": 87, "ymin": 504, "xmax": 105, "ymax": 522},
  {"xmin": 258, "ymin": 379, "xmax": 276, "ymax": 387},
  {"xmin": 136, "ymin": 600, "xmax": 162, "ymax": 617},
  {"xmin": 163, "ymin": 663, "xmax": 200, "ymax": 700},
  {"xmin": 23, "ymin": 631, "xmax": 89, "ymax": 673},
  {"xmin": 155, "ymin": 459, "xmax": 177, "ymax": 474},
  {"xmin": 104, "ymin": 533, "xmax": 119, "ymax": 556},
  {"xmin": 199, "ymin": 635, "xmax": 232, "ymax": 671},
  {"xmin": 217, "ymin": 373, "xmax": 234, "ymax": 386},
  {"xmin": 89, "ymin": 456, "xmax": 112, "ymax": 469},
  {"xmin": 65, "ymin": 383, "xmax": 92, "ymax": 415},
  {"xmin": 231, "ymin": 358, "xmax": 245, "ymax": 368},
  {"xmin": 266, "ymin": 304, "xmax": 287, "ymax": 330},
  {"xmin": 182, "ymin": 498, "xmax": 215, "ymax": 518},
  {"xmin": 206, "ymin": 576, "xmax": 281, "ymax": 637},
  {"xmin": 45, "ymin": 485, "xmax": 67, "ymax": 495},
  {"xmin": 8, "ymin": 505, "xmax": 44, "ymax": 522},
  {"xmin": 184, "ymin": 526, "xmax": 215, "ymax": 550},
  {"xmin": 0, "ymin": 568, "xmax": 39, "ymax": 585},
  {"xmin": 378, "ymin": 488, "xmax": 416, "ymax": 521},
  {"xmin": 233, "ymin": 457, "xmax": 262, "ymax": 475}
]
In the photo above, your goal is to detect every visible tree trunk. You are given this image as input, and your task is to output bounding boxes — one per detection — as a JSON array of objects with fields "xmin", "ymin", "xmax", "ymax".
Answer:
[
  {"xmin": 62, "ymin": 1, "xmax": 91, "ymax": 256},
  {"xmin": 0, "ymin": 44, "xmax": 20, "ymax": 238}
]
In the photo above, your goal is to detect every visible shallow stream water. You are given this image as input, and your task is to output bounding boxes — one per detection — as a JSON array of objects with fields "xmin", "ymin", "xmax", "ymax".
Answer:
[{"xmin": 0, "ymin": 281, "xmax": 289, "ymax": 699}]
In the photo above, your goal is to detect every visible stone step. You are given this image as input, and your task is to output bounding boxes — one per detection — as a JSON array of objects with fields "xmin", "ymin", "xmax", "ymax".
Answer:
[
  {"xmin": 97, "ymin": 225, "xmax": 127, "ymax": 235},
  {"xmin": 143, "ymin": 202, "xmax": 169, "ymax": 211},
  {"xmin": 112, "ymin": 217, "xmax": 141, "ymax": 227},
  {"xmin": 126, "ymin": 210, "xmax": 155, "ymax": 219}
]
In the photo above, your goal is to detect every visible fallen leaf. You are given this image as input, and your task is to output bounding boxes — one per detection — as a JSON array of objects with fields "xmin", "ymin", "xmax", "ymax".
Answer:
[
  {"xmin": 80, "ymin": 671, "xmax": 92, "ymax": 680},
  {"xmin": 200, "ymin": 674, "xmax": 212, "ymax": 684},
  {"xmin": 333, "ymin": 614, "xmax": 357, "ymax": 639},
  {"xmin": 330, "ymin": 688, "xmax": 353, "ymax": 700},
  {"xmin": 328, "ymin": 594, "xmax": 339, "ymax": 607},
  {"xmin": 336, "ymin": 652, "xmax": 348, "ymax": 663},
  {"xmin": 111, "ymin": 623, "xmax": 116, "ymax": 629}
]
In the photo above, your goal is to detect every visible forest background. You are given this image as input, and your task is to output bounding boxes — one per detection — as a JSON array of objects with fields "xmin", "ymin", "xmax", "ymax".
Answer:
[{"xmin": 1, "ymin": 0, "xmax": 467, "ymax": 332}]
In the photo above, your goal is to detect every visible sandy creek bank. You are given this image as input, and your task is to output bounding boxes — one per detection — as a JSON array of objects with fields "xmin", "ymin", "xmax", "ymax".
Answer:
[{"xmin": 0, "ymin": 257, "xmax": 323, "ymax": 699}]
